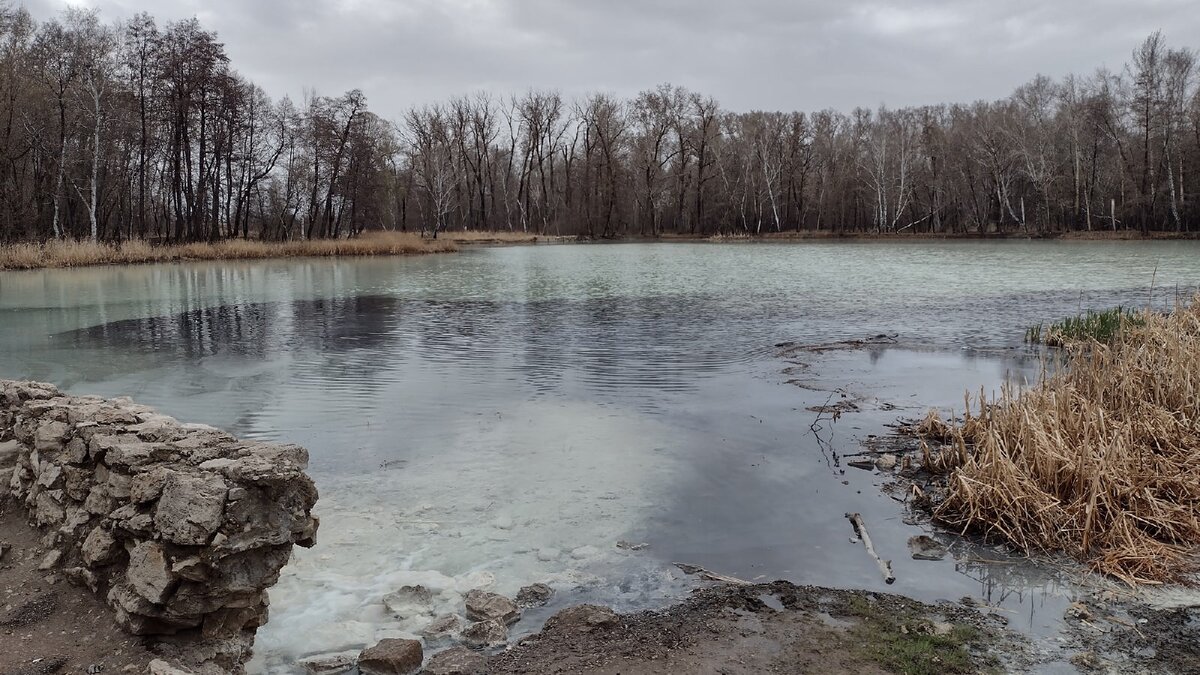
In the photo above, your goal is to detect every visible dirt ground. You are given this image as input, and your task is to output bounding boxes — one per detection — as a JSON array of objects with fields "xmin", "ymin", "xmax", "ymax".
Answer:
[
  {"xmin": 486, "ymin": 581, "xmax": 1020, "ymax": 675},
  {"xmin": 0, "ymin": 504, "xmax": 153, "ymax": 675}
]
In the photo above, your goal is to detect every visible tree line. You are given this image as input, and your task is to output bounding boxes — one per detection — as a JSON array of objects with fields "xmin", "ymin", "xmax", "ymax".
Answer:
[{"xmin": 1, "ymin": 4, "xmax": 1197, "ymax": 243}]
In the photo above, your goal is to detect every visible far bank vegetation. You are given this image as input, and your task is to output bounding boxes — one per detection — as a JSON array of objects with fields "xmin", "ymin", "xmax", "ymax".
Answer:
[
  {"xmin": 917, "ymin": 300, "xmax": 1200, "ymax": 585},
  {"xmin": 0, "ymin": 4, "xmax": 1198, "ymax": 250}
]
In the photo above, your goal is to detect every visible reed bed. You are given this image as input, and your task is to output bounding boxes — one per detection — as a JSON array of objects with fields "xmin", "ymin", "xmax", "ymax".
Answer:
[
  {"xmin": 921, "ymin": 300, "xmax": 1200, "ymax": 585},
  {"xmin": 0, "ymin": 232, "xmax": 456, "ymax": 270},
  {"xmin": 1025, "ymin": 306, "xmax": 1144, "ymax": 345}
]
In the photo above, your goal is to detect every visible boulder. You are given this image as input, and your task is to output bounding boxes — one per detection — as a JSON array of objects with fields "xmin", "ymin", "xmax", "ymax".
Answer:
[
  {"xmin": 423, "ymin": 647, "xmax": 486, "ymax": 675},
  {"xmin": 515, "ymin": 583, "xmax": 554, "ymax": 608},
  {"xmin": 37, "ymin": 548, "xmax": 62, "ymax": 570},
  {"xmin": 81, "ymin": 525, "xmax": 120, "ymax": 567},
  {"xmin": 876, "ymin": 454, "xmax": 898, "ymax": 471},
  {"xmin": 154, "ymin": 472, "xmax": 227, "ymax": 545},
  {"xmin": 544, "ymin": 604, "xmax": 620, "ymax": 632},
  {"xmin": 297, "ymin": 650, "xmax": 358, "ymax": 675},
  {"xmin": 357, "ymin": 638, "xmax": 423, "ymax": 675},
  {"xmin": 382, "ymin": 584, "xmax": 433, "ymax": 617},
  {"xmin": 463, "ymin": 589, "xmax": 520, "ymax": 625},
  {"xmin": 127, "ymin": 540, "xmax": 176, "ymax": 604},
  {"xmin": 420, "ymin": 614, "xmax": 463, "ymax": 643},
  {"xmin": 459, "ymin": 619, "xmax": 507, "ymax": 648},
  {"xmin": 33, "ymin": 420, "xmax": 69, "ymax": 453}
]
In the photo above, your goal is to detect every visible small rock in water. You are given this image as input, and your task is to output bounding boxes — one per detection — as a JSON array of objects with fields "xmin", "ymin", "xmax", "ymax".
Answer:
[
  {"xmin": 847, "ymin": 459, "xmax": 876, "ymax": 471},
  {"xmin": 357, "ymin": 638, "xmax": 423, "ymax": 675},
  {"xmin": 423, "ymin": 647, "xmax": 486, "ymax": 675},
  {"xmin": 907, "ymin": 535, "xmax": 948, "ymax": 561},
  {"xmin": 297, "ymin": 650, "xmax": 358, "ymax": 675},
  {"xmin": 875, "ymin": 454, "xmax": 898, "ymax": 471},
  {"xmin": 615, "ymin": 540, "xmax": 649, "ymax": 551},
  {"xmin": 464, "ymin": 589, "xmax": 520, "ymax": 625},
  {"xmin": 421, "ymin": 614, "xmax": 464, "ymax": 643},
  {"xmin": 460, "ymin": 619, "xmax": 508, "ymax": 648},
  {"xmin": 382, "ymin": 585, "xmax": 434, "ymax": 617},
  {"xmin": 516, "ymin": 583, "xmax": 554, "ymax": 608}
]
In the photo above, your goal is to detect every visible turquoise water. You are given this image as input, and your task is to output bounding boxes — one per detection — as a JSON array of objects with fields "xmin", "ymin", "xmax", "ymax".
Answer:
[{"xmin": 1, "ymin": 240, "xmax": 1197, "ymax": 670}]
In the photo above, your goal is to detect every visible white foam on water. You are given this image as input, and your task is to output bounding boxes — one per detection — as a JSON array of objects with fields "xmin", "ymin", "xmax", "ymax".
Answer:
[{"xmin": 249, "ymin": 399, "xmax": 691, "ymax": 672}]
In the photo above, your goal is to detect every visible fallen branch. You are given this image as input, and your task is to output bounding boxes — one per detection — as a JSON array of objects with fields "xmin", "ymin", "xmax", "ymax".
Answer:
[
  {"xmin": 845, "ymin": 512, "xmax": 895, "ymax": 584},
  {"xmin": 673, "ymin": 562, "xmax": 751, "ymax": 585}
]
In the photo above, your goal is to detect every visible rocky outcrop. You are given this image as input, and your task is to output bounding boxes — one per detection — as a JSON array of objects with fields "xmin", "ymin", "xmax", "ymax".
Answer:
[{"xmin": 0, "ymin": 380, "xmax": 319, "ymax": 673}]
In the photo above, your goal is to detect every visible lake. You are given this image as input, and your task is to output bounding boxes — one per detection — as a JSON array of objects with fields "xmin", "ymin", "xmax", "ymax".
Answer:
[{"xmin": 1, "ymin": 240, "xmax": 1196, "ymax": 671}]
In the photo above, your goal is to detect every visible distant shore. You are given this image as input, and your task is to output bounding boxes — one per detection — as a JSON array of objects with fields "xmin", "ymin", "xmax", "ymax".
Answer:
[{"xmin": 2, "ymin": 227, "xmax": 1196, "ymax": 272}]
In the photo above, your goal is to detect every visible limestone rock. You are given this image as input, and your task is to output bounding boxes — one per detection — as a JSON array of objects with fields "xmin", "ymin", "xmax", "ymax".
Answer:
[
  {"xmin": 81, "ymin": 525, "xmax": 120, "ymax": 567},
  {"xmin": 463, "ymin": 589, "xmax": 520, "ymax": 625},
  {"xmin": 383, "ymin": 584, "xmax": 433, "ymax": 617},
  {"xmin": 460, "ymin": 619, "xmax": 508, "ymax": 648},
  {"xmin": 33, "ymin": 420, "xmax": 69, "ymax": 453},
  {"xmin": 298, "ymin": 650, "xmax": 358, "ymax": 675},
  {"xmin": 357, "ymin": 638, "xmax": 423, "ymax": 675},
  {"xmin": 876, "ymin": 454, "xmax": 899, "ymax": 471},
  {"xmin": 420, "ymin": 614, "xmax": 463, "ymax": 642},
  {"xmin": 127, "ymin": 540, "xmax": 176, "ymax": 604},
  {"xmin": 38, "ymin": 548, "xmax": 62, "ymax": 570},
  {"xmin": 154, "ymin": 472, "xmax": 227, "ymax": 545},
  {"xmin": 130, "ymin": 467, "xmax": 171, "ymax": 504},
  {"xmin": 423, "ymin": 647, "xmax": 486, "ymax": 675},
  {"xmin": 515, "ymin": 583, "xmax": 554, "ymax": 608},
  {"xmin": 544, "ymin": 604, "xmax": 620, "ymax": 632}
]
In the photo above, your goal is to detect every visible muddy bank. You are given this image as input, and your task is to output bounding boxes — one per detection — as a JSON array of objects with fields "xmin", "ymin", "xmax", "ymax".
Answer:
[{"xmin": 482, "ymin": 580, "xmax": 1020, "ymax": 674}]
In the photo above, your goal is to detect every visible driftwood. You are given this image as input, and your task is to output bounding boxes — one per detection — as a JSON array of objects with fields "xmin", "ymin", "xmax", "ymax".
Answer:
[
  {"xmin": 846, "ymin": 512, "xmax": 896, "ymax": 584},
  {"xmin": 673, "ymin": 562, "xmax": 751, "ymax": 585}
]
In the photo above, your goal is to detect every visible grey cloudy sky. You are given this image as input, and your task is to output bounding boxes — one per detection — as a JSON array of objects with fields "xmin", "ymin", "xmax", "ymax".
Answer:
[{"xmin": 22, "ymin": 0, "xmax": 1200, "ymax": 117}]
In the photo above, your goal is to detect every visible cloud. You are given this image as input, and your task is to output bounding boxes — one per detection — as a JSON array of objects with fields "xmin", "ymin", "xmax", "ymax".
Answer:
[{"xmin": 19, "ymin": 0, "xmax": 1200, "ymax": 118}]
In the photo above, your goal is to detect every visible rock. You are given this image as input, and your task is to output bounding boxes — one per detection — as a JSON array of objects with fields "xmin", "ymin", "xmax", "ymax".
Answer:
[
  {"xmin": 126, "ymin": 540, "xmax": 176, "ymax": 604},
  {"xmin": 81, "ymin": 526, "xmax": 120, "ymax": 567},
  {"xmin": 423, "ymin": 647, "xmax": 486, "ymax": 675},
  {"xmin": 421, "ymin": 614, "xmax": 463, "ymax": 643},
  {"xmin": 464, "ymin": 589, "xmax": 520, "ymax": 625},
  {"xmin": 875, "ymin": 454, "xmax": 898, "ymax": 471},
  {"xmin": 544, "ymin": 604, "xmax": 620, "ymax": 632},
  {"xmin": 130, "ymin": 468, "xmax": 171, "ymax": 504},
  {"xmin": 907, "ymin": 535, "xmax": 948, "ymax": 561},
  {"xmin": 382, "ymin": 584, "xmax": 433, "ymax": 616},
  {"xmin": 34, "ymin": 490, "xmax": 66, "ymax": 526},
  {"xmin": 0, "ymin": 541, "xmax": 8, "ymax": 561},
  {"xmin": 38, "ymin": 548, "xmax": 63, "ymax": 570},
  {"xmin": 148, "ymin": 660, "xmax": 194, "ymax": 675},
  {"xmin": 460, "ymin": 619, "xmax": 508, "ymax": 648},
  {"xmin": 847, "ymin": 459, "xmax": 876, "ymax": 471},
  {"xmin": 34, "ymin": 420, "xmax": 70, "ymax": 452},
  {"xmin": 154, "ymin": 471, "xmax": 227, "ymax": 545},
  {"xmin": 297, "ymin": 650, "xmax": 358, "ymax": 675},
  {"xmin": 515, "ymin": 583, "xmax": 554, "ymax": 608},
  {"xmin": 615, "ymin": 540, "xmax": 648, "ymax": 551},
  {"xmin": 357, "ymin": 638, "xmax": 423, "ymax": 675}
]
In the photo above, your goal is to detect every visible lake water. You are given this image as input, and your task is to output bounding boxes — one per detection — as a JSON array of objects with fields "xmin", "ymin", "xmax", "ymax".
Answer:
[{"xmin": 1, "ymin": 241, "xmax": 1197, "ymax": 671}]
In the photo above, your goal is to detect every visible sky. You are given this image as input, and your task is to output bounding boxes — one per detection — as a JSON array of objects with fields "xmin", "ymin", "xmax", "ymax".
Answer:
[{"xmin": 20, "ymin": 0, "xmax": 1200, "ymax": 118}]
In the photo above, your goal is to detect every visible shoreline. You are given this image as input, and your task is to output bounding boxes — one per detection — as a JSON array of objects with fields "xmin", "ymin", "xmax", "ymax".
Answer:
[{"xmin": 2, "ymin": 228, "xmax": 1197, "ymax": 272}]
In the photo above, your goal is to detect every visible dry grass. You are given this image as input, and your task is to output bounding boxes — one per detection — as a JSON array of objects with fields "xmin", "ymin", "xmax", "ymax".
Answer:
[
  {"xmin": 0, "ymin": 232, "xmax": 456, "ymax": 270},
  {"xmin": 919, "ymin": 300, "xmax": 1200, "ymax": 585}
]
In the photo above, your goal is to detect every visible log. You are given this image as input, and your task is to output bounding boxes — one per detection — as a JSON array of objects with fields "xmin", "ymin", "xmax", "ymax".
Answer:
[
  {"xmin": 673, "ymin": 562, "xmax": 751, "ymax": 585},
  {"xmin": 845, "ymin": 512, "xmax": 895, "ymax": 584}
]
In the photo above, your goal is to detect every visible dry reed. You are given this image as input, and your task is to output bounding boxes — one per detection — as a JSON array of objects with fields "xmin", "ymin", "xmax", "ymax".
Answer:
[
  {"xmin": 920, "ymin": 300, "xmax": 1200, "ymax": 585},
  {"xmin": 0, "ymin": 232, "xmax": 456, "ymax": 271}
]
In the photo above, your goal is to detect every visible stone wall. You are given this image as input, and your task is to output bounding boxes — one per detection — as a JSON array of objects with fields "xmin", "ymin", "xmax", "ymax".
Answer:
[{"xmin": 0, "ymin": 380, "xmax": 319, "ymax": 672}]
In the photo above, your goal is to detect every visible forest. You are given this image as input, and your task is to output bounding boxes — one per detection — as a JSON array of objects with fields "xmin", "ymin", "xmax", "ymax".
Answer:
[{"xmin": 1, "ymin": 4, "xmax": 1198, "ymax": 243}]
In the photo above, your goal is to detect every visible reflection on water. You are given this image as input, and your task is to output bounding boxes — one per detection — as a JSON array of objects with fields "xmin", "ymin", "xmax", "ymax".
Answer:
[{"xmin": 3, "ymin": 241, "xmax": 1200, "ymax": 670}]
